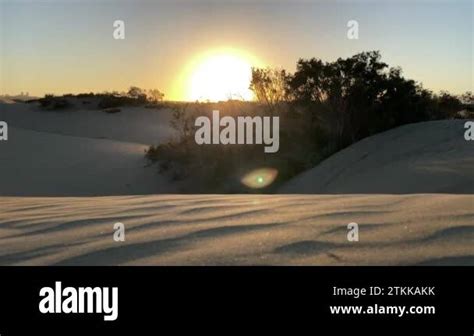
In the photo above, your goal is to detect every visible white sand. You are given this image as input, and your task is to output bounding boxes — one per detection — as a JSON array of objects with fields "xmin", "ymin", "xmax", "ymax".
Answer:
[
  {"xmin": 0, "ymin": 101, "xmax": 175, "ymax": 145},
  {"xmin": 0, "ymin": 102, "xmax": 177, "ymax": 196},
  {"xmin": 0, "ymin": 126, "xmax": 176, "ymax": 196},
  {"xmin": 0, "ymin": 194, "xmax": 472, "ymax": 265},
  {"xmin": 280, "ymin": 120, "xmax": 474, "ymax": 194}
]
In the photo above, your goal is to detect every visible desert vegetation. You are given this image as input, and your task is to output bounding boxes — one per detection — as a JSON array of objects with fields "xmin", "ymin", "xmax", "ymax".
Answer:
[
  {"xmin": 146, "ymin": 51, "xmax": 472, "ymax": 193},
  {"xmin": 35, "ymin": 87, "xmax": 166, "ymax": 111}
]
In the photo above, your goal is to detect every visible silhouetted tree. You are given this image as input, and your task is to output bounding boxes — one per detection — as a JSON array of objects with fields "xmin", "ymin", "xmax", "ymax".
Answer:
[
  {"xmin": 128, "ymin": 86, "xmax": 147, "ymax": 102},
  {"xmin": 284, "ymin": 50, "xmax": 456, "ymax": 149},
  {"xmin": 250, "ymin": 67, "xmax": 289, "ymax": 114},
  {"xmin": 436, "ymin": 91, "xmax": 462, "ymax": 118},
  {"xmin": 461, "ymin": 91, "xmax": 473, "ymax": 105},
  {"xmin": 287, "ymin": 51, "xmax": 390, "ymax": 147},
  {"xmin": 148, "ymin": 89, "xmax": 165, "ymax": 103}
]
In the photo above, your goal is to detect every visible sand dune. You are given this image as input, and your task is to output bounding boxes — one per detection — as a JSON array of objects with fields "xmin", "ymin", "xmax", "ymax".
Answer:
[
  {"xmin": 0, "ymin": 102, "xmax": 177, "ymax": 196},
  {"xmin": 0, "ymin": 102, "xmax": 175, "ymax": 145},
  {"xmin": 0, "ymin": 194, "xmax": 472, "ymax": 265},
  {"xmin": 280, "ymin": 120, "xmax": 474, "ymax": 194},
  {"xmin": 0, "ymin": 127, "xmax": 176, "ymax": 196}
]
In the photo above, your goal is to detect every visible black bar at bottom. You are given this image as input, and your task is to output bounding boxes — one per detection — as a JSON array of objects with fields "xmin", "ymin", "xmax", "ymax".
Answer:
[{"xmin": 0, "ymin": 267, "xmax": 472, "ymax": 335}]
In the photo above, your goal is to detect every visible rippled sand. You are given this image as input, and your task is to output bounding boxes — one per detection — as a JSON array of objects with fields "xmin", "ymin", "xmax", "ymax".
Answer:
[{"xmin": 0, "ymin": 194, "xmax": 472, "ymax": 265}]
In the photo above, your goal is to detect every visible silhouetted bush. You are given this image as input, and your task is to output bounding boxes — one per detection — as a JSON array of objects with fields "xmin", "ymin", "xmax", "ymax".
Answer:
[
  {"xmin": 77, "ymin": 92, "xmax": 95, "ymax": 98},
  {"xmin": 127, "ymin": 86, "xmax": 147, "ymax": 104},
  {"xmin": 96, "ymin": 87, "xmax": 164, "ymax": 109},
  {"xmin": 145, "ymin": 102, "xmax": 306, "ymax": 192},
  {"xmin": 98, "ymin": 96, "xmax": 123, "ymax": 109},
  {"xmin": 37, "ymin": 88, "xmax": 167, "ymax": 111},
  {"xmin": 148, "ymin": 89, "xmax": 165, "ymax": 103},
  {"xmin": 38, "ymin": 94, "xmax": 71, "ymax": 110},
  {"xmin": 39, "ymin": 94, "xmax": 54, "ymax": 108}
]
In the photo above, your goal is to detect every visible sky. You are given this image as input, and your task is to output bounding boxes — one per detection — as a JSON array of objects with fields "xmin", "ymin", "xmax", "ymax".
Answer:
[{"xmin": 1, "ymin": 0, "xmax": 472, "ymax": 100}]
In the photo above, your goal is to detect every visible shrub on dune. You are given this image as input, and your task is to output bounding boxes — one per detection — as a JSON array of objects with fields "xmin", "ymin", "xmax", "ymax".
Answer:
[{"xmin": 38, "ymin": 94, "xmax": 71, "ymax": 110}]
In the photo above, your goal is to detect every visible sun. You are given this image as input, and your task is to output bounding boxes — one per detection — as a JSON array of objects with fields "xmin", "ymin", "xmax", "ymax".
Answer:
[{"xmin": 185, "ymin": 49, "xmax": 261, "ymax": 102}]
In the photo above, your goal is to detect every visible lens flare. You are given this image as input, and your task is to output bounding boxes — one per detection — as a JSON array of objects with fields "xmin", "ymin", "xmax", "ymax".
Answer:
[{"xmin": 241, "ymin": 168, "xmax": 278, "ymax": 189}]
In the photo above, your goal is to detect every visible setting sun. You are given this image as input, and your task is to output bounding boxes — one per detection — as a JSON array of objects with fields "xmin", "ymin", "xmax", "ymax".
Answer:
[{"xmin": 185, "ymin": 50, "xmax": 261, "ymax": 102}]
